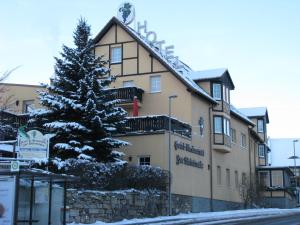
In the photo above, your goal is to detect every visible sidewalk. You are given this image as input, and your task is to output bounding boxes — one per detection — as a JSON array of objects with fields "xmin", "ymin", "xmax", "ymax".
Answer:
[{"xmin": 68, "ymin": 208, "xmax": 300, "ymax": 225}]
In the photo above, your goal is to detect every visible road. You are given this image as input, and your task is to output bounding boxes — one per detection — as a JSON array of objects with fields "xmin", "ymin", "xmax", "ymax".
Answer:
[{"xmin": 201, "ymin": 213, "xmax": 300, "ymax": 225}]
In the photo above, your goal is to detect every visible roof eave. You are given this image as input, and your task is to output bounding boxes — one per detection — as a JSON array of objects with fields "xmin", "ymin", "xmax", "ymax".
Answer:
[{"xmin": 230, "ymin": 110, "xmax": 255, "ymax": 126}]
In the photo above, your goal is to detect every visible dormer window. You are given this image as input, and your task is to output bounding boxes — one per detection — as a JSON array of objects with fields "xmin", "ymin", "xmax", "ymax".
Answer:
[
  {"xmin": 257, "ymin": 119, "xmax": 264, "ymax": 133},
  {"xmin": 212, "ymin": 83, "xmax": 222, "ymax": 100}
]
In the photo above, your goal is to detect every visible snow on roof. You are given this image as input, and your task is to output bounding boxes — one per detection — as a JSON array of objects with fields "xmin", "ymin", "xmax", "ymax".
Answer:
[
  {"xmin": 189, "ymin": 68, "xmax": 227, "ymax": 80},
  {"xmin": 230, "ymin": 105, "xmax": 254, "ymax": 126},
  {"xmin": 269, "ymin": 138, "xmax": 300, "ymax": 167},
  {"xmin": 238, "ymin": 107, "xmax": 267, "ymax": 117},
  {"xmin": 95, "ymin": 17, "xmax": 217, "ymax": 104},
  {"xmin": 0, "ymin": 144, "xmax": 19, "ymax": 152}
]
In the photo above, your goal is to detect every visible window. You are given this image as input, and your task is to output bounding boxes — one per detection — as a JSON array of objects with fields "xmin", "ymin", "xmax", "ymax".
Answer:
[
  {"xmin": 217, "ymin": 166, "xmax": 222, "ymax": 185},
  {"xmin": 258, "ymin": 145, "xmax": 265, "ymax": 158},
  {"xmin": 150, "ymin": 75, "xmax": 161, "ymax": 93},
  {"xmin": 23, "ymin": 100, "xmax": 35, "ymax": 113},
  {"xmin": 223, "ymin": 86, "xmax": 230, "ymax": 103},
  {"xmin": 214, "ymin": 116, "xmax": 223, "ymax": 134},
  {"xmin": 212, "ymin": 83, "xmax": 222, "ymax": 100},
  {"xmin": 111, "ymin": 47, "xmax": 122, "ymax": 63},
  {"xmin": 226, "ymin": 169, "xmax": 230, "ymax": 187},
  {"xmin": 231, "ymin": 128, "xmax": 237, "ymax": 143},
  {"xmin": 235, "ymin": 171, "xmax": 239, "ymax": 188},
  {"xmin": 257, "ymin": 119, "xmax": 264, "ymax": 133},
  {"xmin": 242, "ymin": 172, "xmax": 247, "ymax": 185},
  {"xmin": 139, "ymin": 156, "xmax": 150, "ymax": 165},
  {"xmin": 241, "ymin": 133, "xmax": 246, "ymax": 148},
  {"xmin": 223, "ymin": 118, "xmax": 230, "ymax": 136},
  {"xmin": 259, "ymin": 171, "xmax": 270, "ymax": 187},
  {"xmin": 271, "ymin": 170, "xmax": 283, "ymax": 187},
  {"xmin": 123, "ymin": 80, "xmax": 134, "ymax": 87}
]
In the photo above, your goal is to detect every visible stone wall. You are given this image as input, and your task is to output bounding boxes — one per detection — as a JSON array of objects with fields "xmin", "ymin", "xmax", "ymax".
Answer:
[
  {"xmin": 66, "ymin": 189, "xmax": 168, "ymax": 224},
  {"xmin": 66, "ymin": 189, "xmax": 245, "ymax": 224}
]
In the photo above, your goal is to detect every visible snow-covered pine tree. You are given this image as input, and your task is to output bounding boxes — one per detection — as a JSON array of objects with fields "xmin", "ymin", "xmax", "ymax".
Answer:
[{"xmin": 30, "ymin": 19, "xmax": 128, "ymax": 166}]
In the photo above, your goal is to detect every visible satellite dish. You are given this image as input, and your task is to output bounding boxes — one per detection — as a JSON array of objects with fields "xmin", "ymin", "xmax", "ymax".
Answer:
[{"xmin": 117, "ymin": 2, "xmax": 135, "ymax": 25}]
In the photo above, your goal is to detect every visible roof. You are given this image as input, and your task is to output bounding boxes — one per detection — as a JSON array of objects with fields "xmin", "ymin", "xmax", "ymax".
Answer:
[
  {"xmin": 257, "ymin": 166, "xmax": 294, "ymax": 176},
  {"xmin": 0, "ymin": 82, "xmax": 44, "ymax": 88},
  {"xmin": 0, "ymin": 168, "xmax": 79, "ymax": 182},
  {"xmin": 230, "ymin": 105, "xmax": 255, "ymax": 126},
  {"xmin": 238, "ymin": 107, "xmax": 269, "ymax": 123},
  {"xmin": 190, "ymin": 68, "xmax": 235, "ymax": 90},
  {"xmin": 93, "ymin": 17, "xmax": 217, "ymax": 104}
]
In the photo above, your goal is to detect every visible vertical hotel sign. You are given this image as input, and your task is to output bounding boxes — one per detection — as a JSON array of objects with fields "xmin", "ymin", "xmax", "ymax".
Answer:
[
  {"xmin": 0, "ymin": 176, "xmax": 15, "ymax": 225},
  {"xmin": 19, "ymin": 130, "xmax": 49, "ymax": 159}
]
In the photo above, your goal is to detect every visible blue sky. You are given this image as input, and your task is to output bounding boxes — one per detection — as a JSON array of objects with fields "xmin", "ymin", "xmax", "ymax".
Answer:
[{"xmin": 1, "ymin": 0, "xmax": 300, "ymax": 138}]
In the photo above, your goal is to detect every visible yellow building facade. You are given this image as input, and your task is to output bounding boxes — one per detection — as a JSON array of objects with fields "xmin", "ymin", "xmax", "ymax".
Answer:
[{"xmin": 93, "ymin": 17, "xmax": 271, "ymax": 211}]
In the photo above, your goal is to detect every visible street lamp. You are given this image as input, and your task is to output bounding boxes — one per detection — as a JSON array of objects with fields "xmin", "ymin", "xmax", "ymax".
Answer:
[
  {"xmin": 289, "ymin": 140, "xmax": 299, "ymax": 177},
  {"xmin": 168, "ymin": 94, "xmax": 177, "ymax": 216}
]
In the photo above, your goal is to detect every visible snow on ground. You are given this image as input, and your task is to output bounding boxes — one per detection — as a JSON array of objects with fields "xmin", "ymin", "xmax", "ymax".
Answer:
[{"xmin": 68, "ymin": 208, "xmax": 300, "ymax": 225}]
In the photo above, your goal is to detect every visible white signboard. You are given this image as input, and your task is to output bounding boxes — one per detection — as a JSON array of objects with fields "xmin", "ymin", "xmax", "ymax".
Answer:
[
  {"xmin": 18, "ymin": 130, "xmax": 49, "ymax": 159},
  {"xmin": 0, "ymin": 176, "xmax": 15, "ymax": 225}
]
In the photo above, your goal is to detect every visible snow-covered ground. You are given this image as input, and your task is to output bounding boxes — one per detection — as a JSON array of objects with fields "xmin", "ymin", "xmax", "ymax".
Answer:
[{"xmin": 68, "ymin": 208, "xmax": 300, "ymax": 225}]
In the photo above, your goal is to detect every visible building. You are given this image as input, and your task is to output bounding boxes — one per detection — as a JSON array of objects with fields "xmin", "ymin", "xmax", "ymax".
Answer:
[
  {"xmin": 0, "ymin": 16, "xmax": 297, "ymax": 212},
  {"xmin": 92, "ymin": 16, "xmax": 277, "ymax": 211}
]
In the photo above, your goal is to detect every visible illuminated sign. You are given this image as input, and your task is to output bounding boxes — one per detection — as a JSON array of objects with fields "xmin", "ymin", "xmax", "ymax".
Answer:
[{"xmin": 137, "ymin": 21, "xmax": 184, "ymax": 70}]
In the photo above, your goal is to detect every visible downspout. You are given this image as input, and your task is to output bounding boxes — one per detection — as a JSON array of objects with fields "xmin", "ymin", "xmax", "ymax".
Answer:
[
  {"xmin": 209, "ymin": 106, "xmax": 213, "ymax": 211},
  {"xmin": 248, "ymin": 128, "xmax": 252, "ymax": 186}
]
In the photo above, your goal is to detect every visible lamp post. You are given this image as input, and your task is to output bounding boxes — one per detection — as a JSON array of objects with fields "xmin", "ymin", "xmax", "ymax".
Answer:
[
  {"xmin": 289, "ymin": 140, "xmax": 299, "ymax": 179},
  {"xmin": 168, "ymin": 94, "xmax": 177, "ymax": 216},
  {"xmin": 293, "ymin": 140, "xmax": 299, "ymax": 177}
]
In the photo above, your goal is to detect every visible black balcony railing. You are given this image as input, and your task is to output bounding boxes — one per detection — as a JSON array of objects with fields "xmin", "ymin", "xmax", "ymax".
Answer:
[
  {"xmin": 105, "ymin": 87, "xmax": 144, "ymax": 103},
  {"xmin": 120, "ymin": 115, "xmax": 191, "ymax": 138},
  {"xmin": 0, "ymin": 110, "xmax": 29, "ymax": 129}
]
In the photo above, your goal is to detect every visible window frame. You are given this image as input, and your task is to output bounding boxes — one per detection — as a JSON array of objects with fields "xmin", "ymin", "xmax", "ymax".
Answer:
[
  {"xmin": 217, "ymin": 166, "xmax": 222, "ymax": 185},
  {"xmin": 235, "ymin": 170, "xmax": 239, "ymax": 188},
  {"xmin": 230, "ymin": 128, "xmax": 237, "ymax": 143},
  {"xmin": 226, "ymin": 168, "xmax": 231, "ymax": 187},
  {"xmin": 212, "ymin": 83, "xmax": 222, "ymax": 100},
  {"xmin": 257, "ymin": 119, "xmax": 264, "ymax": 133},
  {"xmin": 23, "ymin": 100, "xmax": 35, "ymax": 113},
  {"xmin": 259, "ymin": 171, "xmax": 270, "ymax": 187},
  {"xmin": 214, "ymin": 116, "xmax": 223, "ymax": 134},
  {"xmin": 111, "ymin": 46, "xmax": 122, "ymax": 64},
  {"xmin": 240, "ymin": 133, "xmax": 247, "ymax": 148},
  {"xmin": 150, "ymin": 75, "xmax": 161, "ymax": 93},
  {"xmin": 139, "ymin": 156, "xmax": 151, "ymax": 166},
  {"xmin": 271, "ymin": 170, "xmax": 283, "ymax": 187},
  {"xmin": 258, "ymin": 144, "xmax": 265, "ymax": 158}
]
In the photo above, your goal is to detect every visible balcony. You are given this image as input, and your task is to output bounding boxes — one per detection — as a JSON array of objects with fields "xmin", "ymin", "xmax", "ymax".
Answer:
[
  {"xmin": 105, "ymin": 87, "xmax": 144, "ymax": 107},
  {"xmin": 119, "ymin": 115, "xmax": 191, "ymax": 138}
]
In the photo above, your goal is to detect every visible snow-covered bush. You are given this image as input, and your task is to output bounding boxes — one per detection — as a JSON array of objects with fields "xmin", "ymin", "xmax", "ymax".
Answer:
[{"xmin": 62, "ymin": 160, "xmax": 169, "ymax": 191}]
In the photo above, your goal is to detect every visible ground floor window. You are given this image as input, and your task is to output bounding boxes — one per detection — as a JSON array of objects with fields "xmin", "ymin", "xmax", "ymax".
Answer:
[
  {"xmin": 271, "ymin": 170, "xmax": 283, "ymax": 187},
  {"xmin": 259, "ymin": 171, "xmax": 270, "ymax": 187},
  {"xmin": 139, "ymin": 156, "xmax": 150, "ymax": 165}
]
